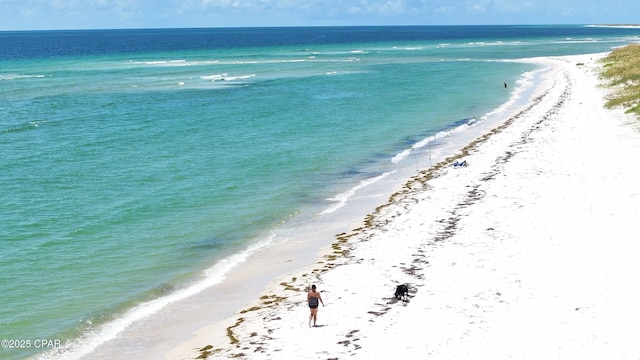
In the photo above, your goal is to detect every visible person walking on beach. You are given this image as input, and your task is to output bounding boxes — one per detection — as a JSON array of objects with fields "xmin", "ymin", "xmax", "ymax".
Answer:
[{"xmin": 307, "ymin": 284, "xmax": 324, "ymax": 327}]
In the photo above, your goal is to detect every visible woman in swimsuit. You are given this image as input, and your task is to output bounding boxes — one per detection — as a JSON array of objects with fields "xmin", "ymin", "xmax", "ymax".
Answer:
[{"xmin": 307, "ymin": 284, "xmax": 324, "ymax": 327}]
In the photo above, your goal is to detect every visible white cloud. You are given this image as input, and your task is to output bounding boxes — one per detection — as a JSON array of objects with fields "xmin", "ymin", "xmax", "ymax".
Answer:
[
  {"xmin": 470, "ymin": 2, "xmax": 487, "ymax": 12},
  {"xmin": 467, "ymin": 0, "xmax": 534, "ymax": 14},
  {"xmin": 192, "ymin": 0, "xmax": 439, "ymax": 14}
]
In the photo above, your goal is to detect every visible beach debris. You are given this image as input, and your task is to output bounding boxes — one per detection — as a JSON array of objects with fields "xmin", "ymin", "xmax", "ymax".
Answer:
[{"xmin": 453, "ymin": 159, "xmax": 468, "ymax": 167}]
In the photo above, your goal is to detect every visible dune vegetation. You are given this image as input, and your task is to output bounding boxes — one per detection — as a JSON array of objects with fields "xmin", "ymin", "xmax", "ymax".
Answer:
[{"xmin": 600, "ymin": 44, "xmax": 640, "ymax": 117}]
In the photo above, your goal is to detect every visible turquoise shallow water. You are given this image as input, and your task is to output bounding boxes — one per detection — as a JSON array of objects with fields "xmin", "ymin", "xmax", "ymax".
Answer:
[{"xmin": 1, "ymin": 26, "xmax": 639, "ymax": 359}]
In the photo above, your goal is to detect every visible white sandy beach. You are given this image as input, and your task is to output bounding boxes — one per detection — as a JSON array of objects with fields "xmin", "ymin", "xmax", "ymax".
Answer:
[{"xmin": 170, "ymin": 52, "xmax": 640, "ymax": 360}]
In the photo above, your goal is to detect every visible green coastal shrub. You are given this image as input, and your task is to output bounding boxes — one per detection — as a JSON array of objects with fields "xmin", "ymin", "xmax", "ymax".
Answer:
[{"xmin": 600, "ymin": 44, "xmax": 640, "ymax": 117}]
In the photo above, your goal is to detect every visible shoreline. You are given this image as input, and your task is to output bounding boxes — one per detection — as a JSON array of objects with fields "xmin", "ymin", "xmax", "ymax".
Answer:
[
  {"xmin": 39, "ymin": 56, "xmax": 547, "ymax": 360},
  {"xmin": 164, "ymin": 63, "xmax": 553, "ymax": 359},
  {"xmin": 171, "ymin": 51, "xmax": 640, "ymax": 359}
]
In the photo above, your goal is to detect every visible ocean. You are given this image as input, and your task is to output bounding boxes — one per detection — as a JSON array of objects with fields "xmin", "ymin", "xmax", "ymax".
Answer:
[{"xmin": 1, "ymin": 25, "xmax": 639, "ymax": 360}]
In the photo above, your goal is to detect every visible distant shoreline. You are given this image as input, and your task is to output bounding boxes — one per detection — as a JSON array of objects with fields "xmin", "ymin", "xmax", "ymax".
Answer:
[{"xmin": 588, "ymin": 23, "xmax": 640, "ymax": 28}]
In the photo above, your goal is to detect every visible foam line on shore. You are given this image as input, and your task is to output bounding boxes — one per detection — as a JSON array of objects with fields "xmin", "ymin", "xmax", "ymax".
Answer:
[{"xmin": 35, "ymin": 236, "xmax": 276, "ymax": 360}]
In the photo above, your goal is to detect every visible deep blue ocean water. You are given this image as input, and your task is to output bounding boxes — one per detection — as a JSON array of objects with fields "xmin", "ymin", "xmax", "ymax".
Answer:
[{"xmin": 1, "ymin": 25, "xmax": 639, "ymax": 360}]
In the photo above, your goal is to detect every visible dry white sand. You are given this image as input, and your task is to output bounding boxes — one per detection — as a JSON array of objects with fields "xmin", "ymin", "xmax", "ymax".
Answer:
[{"xmin": 170, "ymin": 53, "xmax": 640, "ymax": 360}]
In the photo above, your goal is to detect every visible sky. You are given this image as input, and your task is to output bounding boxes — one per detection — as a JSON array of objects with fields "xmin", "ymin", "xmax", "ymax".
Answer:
[{"xmin": 0, "ymin": 0, "xmax": 638, "ymax": 31}]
